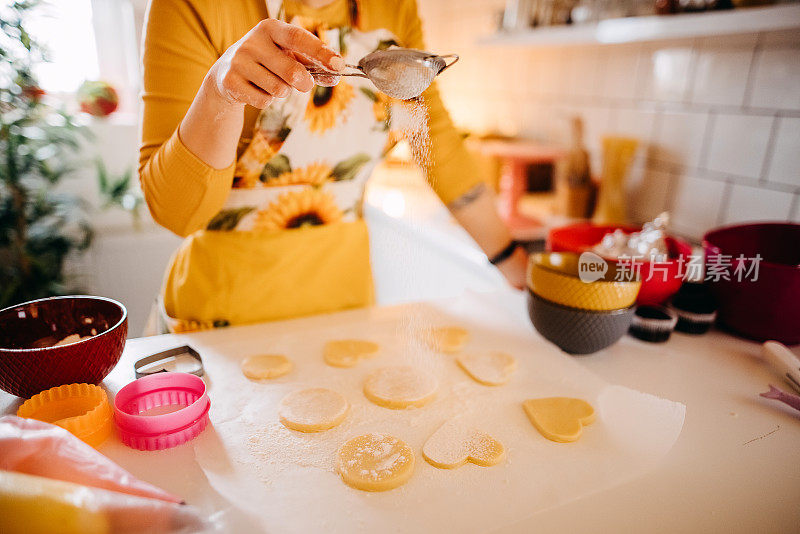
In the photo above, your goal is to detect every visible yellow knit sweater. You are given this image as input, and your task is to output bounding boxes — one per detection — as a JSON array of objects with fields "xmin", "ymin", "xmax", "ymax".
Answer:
[{"xmin": 139, "ymin": 0, "xmax": 481, "ymax": 328}]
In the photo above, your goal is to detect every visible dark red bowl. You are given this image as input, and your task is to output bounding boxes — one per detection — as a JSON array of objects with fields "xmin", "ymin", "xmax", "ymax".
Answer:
[
  {"xmin": 548, "ymin": 223, "xmax": 692, "ymax": 306},
  {"xmin": 0, "ymin": 295, "xmax": 127, "ymax": 398},
  {"xmin": 703, "ymin": 222, "xmax": 800, "ymax": 345}
]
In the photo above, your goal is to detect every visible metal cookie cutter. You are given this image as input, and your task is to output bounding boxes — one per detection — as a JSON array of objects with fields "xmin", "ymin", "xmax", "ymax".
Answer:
[{"xmin": 134, "ymin": 345, "xmax": 204, "ymax": 379}]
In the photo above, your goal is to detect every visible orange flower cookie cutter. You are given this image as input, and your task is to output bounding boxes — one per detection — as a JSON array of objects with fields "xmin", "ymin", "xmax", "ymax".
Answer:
[{"xmin": 17, "ymin": 383, "xmax": 113, "ymax": 448}]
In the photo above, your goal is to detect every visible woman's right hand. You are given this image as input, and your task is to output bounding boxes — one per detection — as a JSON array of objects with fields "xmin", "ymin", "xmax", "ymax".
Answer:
[{"xmin": 205, "ymin": 18, "xmax": 345, "ymax": 110}]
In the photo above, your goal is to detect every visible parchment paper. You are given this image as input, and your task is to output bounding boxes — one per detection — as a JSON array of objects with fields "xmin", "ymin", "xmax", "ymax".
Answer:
[{"xmin": 188, "ymin": 291, "xmax": 685, "ymax": 533}]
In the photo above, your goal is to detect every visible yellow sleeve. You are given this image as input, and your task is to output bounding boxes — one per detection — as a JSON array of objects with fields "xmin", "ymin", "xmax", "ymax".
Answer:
[
  {"xmin": 396, "ymin": 0, "xmax": 484, "ymax": 205},
  {"xmin": 138, "ymin": 0, "xmax": 234, "ymax": 237}
]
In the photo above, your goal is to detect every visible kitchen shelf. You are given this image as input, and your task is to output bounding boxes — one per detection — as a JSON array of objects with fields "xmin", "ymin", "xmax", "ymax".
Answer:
[{"xmin": 478, "ymin": 4, "xmax": 800, "ymax": 47}]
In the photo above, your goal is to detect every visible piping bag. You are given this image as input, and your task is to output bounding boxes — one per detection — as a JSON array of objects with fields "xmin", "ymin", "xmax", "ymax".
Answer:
[
  {"xmin": 760, "ymin": 385, "xmax": 800, "ymax": 414},
  {"xmin": 0, "ymin": 470, "xmax": 211, "ymax": 534},
  {"xmin": 0, "ymin": 416, "xmax": 181, "ymax": 503}
]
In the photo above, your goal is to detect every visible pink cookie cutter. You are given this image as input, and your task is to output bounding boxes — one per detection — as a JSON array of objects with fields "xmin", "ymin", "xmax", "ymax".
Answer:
[{"xmin": 113, "ymin": 372, "xmax": 210, "ymax": 451}]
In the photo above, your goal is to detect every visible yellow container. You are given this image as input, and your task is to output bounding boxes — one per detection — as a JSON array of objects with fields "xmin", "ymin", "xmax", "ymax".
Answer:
[
  {"xmin": 17, "ymin": 383, "xmax": 113, "ymax": 448},
  {"xmin": 0, "ymin": 470, "xmax": 110, "ymax": 534},
  {"xmin": 527, "ymin": 252, "xmax": 641, "ymax": 311}
]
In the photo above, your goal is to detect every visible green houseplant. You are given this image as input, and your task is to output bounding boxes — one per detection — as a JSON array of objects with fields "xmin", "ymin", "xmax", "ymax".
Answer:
[{"xmin": 0, "ymin": 1, "xmax": 93, "ymax": 308}]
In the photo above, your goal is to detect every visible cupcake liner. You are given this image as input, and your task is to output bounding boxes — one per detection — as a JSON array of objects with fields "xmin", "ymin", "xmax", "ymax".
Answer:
[{"xmin": 629, "ymin": 306, "xmax": 678, "ymax": 343}]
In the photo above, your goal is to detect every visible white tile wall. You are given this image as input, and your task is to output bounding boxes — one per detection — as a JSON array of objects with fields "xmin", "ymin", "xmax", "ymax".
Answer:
[
  {"xmin": 670, "ymin": 173, "xmax": 728, "ymax": 238},
  {"xmin": 654, "ymin": 111, "xmax": 709, "ymax": 170},
  {"xmin": 749, "ymin": 47, "xmax": 800, "ymax": 110},
  {"xmin": 600, "ymin": 45, "xmax": 641, "ymax": 101},
  {"xmin": 723, "ymin": 182, "xmax": 794, "ymax": 224},
  {"xmin": 691, "ymin": 35, "xmax": 755, "ymax": 107},
  {"xmin": 417, "ymin": 0, "xmax": 800, "ymax": 241},
  {"xmin": 767, "ymin": 117, "xmax": 800, "ymax": 187},
  {"xmin": 705, "ymin": 113, "xmax": 774, "ymax": 180},
  {"xmin": 639, "ymin": 42, "xmax": 695, "ymax": 102}
]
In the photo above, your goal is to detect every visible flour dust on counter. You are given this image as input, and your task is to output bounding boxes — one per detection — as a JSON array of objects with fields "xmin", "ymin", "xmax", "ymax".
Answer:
[
  {"xmin": 422, "ymin": 418, "xmax": 506, "ymax": 469},
  {"xmin": 189, "ymin": 294, "xmax": 685, "ymax": 534}
]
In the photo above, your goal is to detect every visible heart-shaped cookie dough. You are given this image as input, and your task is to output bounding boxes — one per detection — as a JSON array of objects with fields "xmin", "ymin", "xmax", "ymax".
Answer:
[
  {"xmin": 456, "ymin": 351, "xmax": 516, "ymax": 386},
  {"xmin": 523, "ymin": 397, "xmax": 595, "ymax": 443},
  {"xmin": 422, "ymin": 419, "xmax": 505, "ymax": 469},
  {"xmin": 324, "ymin": 339, "xmax": 379, "ymax": 368},
  {"xmin": 422, "ymin": 326, "xmax": 469, "ymax": 354}
]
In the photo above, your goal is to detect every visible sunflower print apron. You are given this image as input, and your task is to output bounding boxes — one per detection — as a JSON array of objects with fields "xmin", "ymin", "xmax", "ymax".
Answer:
[{"xmin": 155, "ymin": 0, "xmax": 406, "ymax": 334}]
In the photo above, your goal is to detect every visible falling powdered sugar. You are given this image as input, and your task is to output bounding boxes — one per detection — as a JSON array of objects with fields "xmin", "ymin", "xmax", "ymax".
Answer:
[{"xmin": 390, "ymin": 97, "xmax": 431, "ymax": 175}]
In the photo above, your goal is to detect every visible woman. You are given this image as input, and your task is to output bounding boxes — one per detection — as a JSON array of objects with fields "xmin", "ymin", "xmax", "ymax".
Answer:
[{"xmin": 140, "ymin": 0, "xmax": 527, "ymax": 333}]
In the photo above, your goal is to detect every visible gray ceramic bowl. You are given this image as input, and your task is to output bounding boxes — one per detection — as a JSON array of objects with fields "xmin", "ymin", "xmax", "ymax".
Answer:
[{"xmin": 526, "ymin": 290, "xmax": 635, "ymax": 355}]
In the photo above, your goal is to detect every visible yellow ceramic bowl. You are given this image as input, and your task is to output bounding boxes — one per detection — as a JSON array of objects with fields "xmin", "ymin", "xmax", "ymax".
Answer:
[{"xmin": 527, "ymin": 252, "xmax": 641, "ymax": 311}]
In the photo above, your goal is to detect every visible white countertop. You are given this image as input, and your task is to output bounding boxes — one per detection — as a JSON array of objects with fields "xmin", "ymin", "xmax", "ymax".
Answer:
[
  {"xmin": 3, "ymin": 296, "xmax": 797, "ymax": 533},
  {"xmin": 3, "ymin": 171, "xmax": 799, "ymax": 532}
]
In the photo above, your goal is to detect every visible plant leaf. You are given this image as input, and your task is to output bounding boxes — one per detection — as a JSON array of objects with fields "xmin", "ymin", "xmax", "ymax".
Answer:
[
  {"xmin": 331, "ymin": 153, "xmax": 371, "ymax": 182},
  {"xmin": 206, "ymin": 207, "xmax": 255, "ymax": 231},
  {"xmin": 259, "ymin": 154, "xmax": 291, "ymax": 181},
  {"xmin": 359, "ymin": 87, "xmax": 378, "ymax": 102}
]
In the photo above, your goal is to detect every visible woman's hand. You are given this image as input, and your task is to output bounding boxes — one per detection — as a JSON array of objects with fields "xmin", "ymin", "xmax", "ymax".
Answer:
[
  {"xmin": 206, "ymin": 18, "xmax": 344, "ymax": 110},
  {"xmin": 178, "ymin": 19, "xmax": 344, "ymax": 170}
]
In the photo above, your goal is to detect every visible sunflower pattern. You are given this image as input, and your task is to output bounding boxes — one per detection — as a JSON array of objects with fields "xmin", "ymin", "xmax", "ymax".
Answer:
[
  {"xmin": 159, "ymin": 9, "xmax": 415, "ymax": 333},
  {"xmin": 206, "ymin": 21, "xmax": 403, "ymax": 234},
  {"xmin": 264, "ymin": 161, "xmax": 333, "ymax": 187},
  {"xmin": 252, "ymin": 188, "xmax": 343, "ymax": 232},
  {"xmin": 304, "ymin": 80, "xmax": 355, "ymax": 134},
  {"xmin": 234, "ymin": 104, "xmax": 292, "ymax": 188}
]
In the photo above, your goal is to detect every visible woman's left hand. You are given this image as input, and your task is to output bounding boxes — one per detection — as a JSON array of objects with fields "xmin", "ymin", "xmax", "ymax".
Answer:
[{"xmin": 496, "ymin": 246, "xmax": 528, "ymax": 290}]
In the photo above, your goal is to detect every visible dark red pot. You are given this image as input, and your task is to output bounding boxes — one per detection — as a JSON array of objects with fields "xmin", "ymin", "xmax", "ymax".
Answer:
[
  {"xmin": 703, "ymin": 222, "xmax": 800, "ymax": 345},
  {"xmin": 0, "ymin": 295, "xmax": 127, "ymax": 398}
]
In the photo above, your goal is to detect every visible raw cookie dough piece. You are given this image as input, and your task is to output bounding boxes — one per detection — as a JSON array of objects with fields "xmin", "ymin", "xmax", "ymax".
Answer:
[
  {"xmin": 522, "ymin": 397, "xmax": 596, "ymax": 443},
  {"xmin": 324, "ymin": 339, "xmax": 379, "ymax": 368},
  {"xmin": 279, "ymin": 388, "xmax": 349, "ymax": 432},
  {"xmin": 363, "ymin": 366, "xmax": 438, "ymax": 409},
  {"xmin": 456, "ymin": 351, "xmax": 517, "ymax": 386},
  {"xmin": 241, "ymin": 354, "xmax": 292, "ymax": 380},
  {"xmin": 423, "ymin": 326, "xmax": 469, "ymax": 354},
  {"xmin": 336, "ymin": 433, "xmax": 415, "ymax": 491},
  {"xmin": 422, "ymin": 419, "xmax": 505, "ymax": 469}
]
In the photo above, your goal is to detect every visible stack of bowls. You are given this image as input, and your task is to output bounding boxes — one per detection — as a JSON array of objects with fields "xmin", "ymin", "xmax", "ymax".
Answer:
[
  {"xmin": 526, "ymin": 252, "xmax": 641, "ymax": 354},
  {"xmin": 548, "ymin": 223, "xmax": 692, "ymax": 305}
]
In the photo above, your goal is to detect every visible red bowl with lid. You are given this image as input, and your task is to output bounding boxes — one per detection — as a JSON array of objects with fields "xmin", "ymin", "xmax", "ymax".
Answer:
[
  {"xmin": 703, "ymin": 222, "xmax": 800, "ymax": 345},
  {"xmin": 548, "ymin": 223, "xmax": 692, "ymax": 306},
  {"xmin": 0, "ymin": 295, "xmax": 127, "ymax": 397}
]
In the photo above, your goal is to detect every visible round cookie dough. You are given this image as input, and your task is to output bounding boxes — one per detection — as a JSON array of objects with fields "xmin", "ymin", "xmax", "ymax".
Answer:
[
  {"xmin": 241, "ymin": 354, "xmax": 292, "ymax": 380},
  {"xmin": 422, "ymin": 419, "xmax": 505, "ymax": 469},
  {"xmin": 336, "ymin": 433, "xmax": 415, "ymax": 491},
  {"xmin": 363, "ymin": 366, "xmax": 438, "ymax": 409},
  {"xmin": 324, "ymin": 339, "xmax": 380, "ymax": 368},
  {"xmin": 279, "ymin": 388, "xmax": 349, "ymax": 432},
  {"xmin": 423, "ymin": 326, "xmax": 469, "ymax": 354},
  {"xmin": 456, "ymin": 351, "xmax": 517, "ymax": 386}
]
